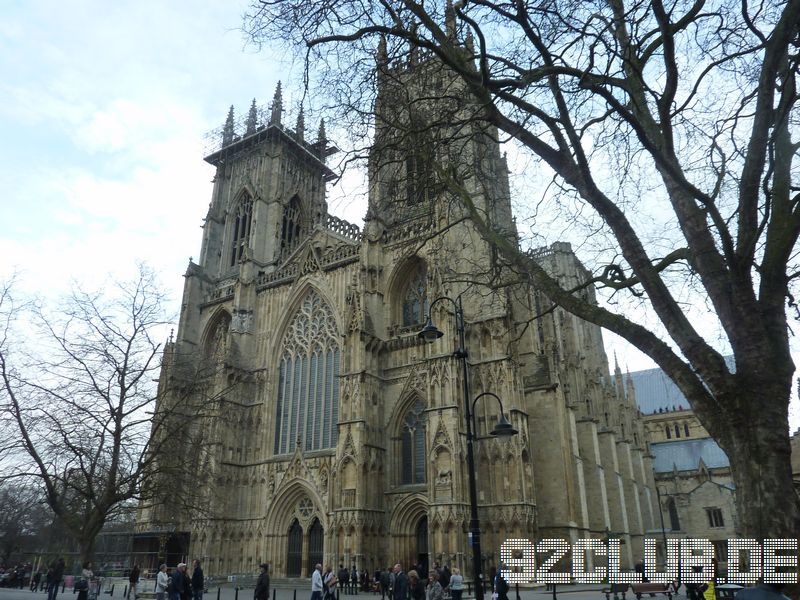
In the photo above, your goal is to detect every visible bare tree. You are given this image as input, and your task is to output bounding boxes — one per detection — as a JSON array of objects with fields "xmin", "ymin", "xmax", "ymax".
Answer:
[
  {"xmin": 0, "ymin": 482, "xmax": 44, "ymax": 564},
  {"xmin": 0, "ymin": 266, "xmax": 218, "ymax": 564},
  {"xmin": 243, "ymin": 0, "xmax": 800, "ymax": 541}
]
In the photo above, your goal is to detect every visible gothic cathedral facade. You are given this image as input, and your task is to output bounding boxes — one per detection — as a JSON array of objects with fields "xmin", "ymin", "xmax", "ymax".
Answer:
[{"xmin": 138, "ymin": 49, "xmax": 658, "ymax": 578}]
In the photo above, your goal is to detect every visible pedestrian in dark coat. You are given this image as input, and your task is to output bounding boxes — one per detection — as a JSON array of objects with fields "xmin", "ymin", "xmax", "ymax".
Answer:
[
  {"xmin": 191, "ymin": 561, "xmax": 204, "ymax": 600},
  {"xmin": 255, "ymin": 565, "xmax": 270, "ymax": 600},
  {"xmin": 392, "ymin": 565, "xmax": 408, "ymax": 600}
]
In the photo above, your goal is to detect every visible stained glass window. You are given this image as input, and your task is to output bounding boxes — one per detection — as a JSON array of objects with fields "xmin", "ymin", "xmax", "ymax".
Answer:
[
  {"xmin": 402, "ymin": 266, "xmax": 427, "ymax": 327},
  {"xmin": 274, "ymin": 290, "xmax": 340, "ymax": 454},
  {"xmin": 401, "ymin": 400, "xmax": 426, "ymax": 484},
  {"xmin": 280, "ymin": 195, "xmax": 304, "ymax": 258},
  {"xmin": 230, "ymin": 193, "xmax": 253, "ymax": 266}
]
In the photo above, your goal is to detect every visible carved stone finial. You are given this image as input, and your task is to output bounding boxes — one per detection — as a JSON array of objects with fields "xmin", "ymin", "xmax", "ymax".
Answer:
[
  {"xmin": 377, "ymin": 35, "xmax": 388, "ymax": 65},
  {"xmin": 445, "ymin": 0, "xmax": 456, "ymax": 39},
  {"xmin": 222, "ymin": 105, "xmax": 235, "ymax": 145},
  {"xmin": 245, "ymin": 98, "xmax": 258, "ymax": 135},
  {"xmin": 296, "ymin": 106, "xmax": 305, "ymax": 142},
  {"xmin": 317, "ymin": 118, "xmax": 327, "ymax": 144},
  {"xmin": 270, "ymin": 81, "xmax": 283, "ymax": 125}
]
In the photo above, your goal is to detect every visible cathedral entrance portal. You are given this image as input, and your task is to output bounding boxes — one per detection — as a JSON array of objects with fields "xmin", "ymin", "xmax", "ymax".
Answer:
[
  {"xmin": 307, "ymin": 518, "xmax": 324, "ymax": 574},
  {"xmin": 416, "ymin": 517, "xmax": 429, "ymax": 575},
  {"xmin": 287, "ymin": 519, "xmax": 303, "ymax": 577}
]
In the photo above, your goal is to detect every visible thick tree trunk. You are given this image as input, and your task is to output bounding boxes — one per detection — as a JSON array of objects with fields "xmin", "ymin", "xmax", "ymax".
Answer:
[
  {"xmin": 711, "ymin": 375, "xmax": 800, "ymax": 539},
  {"xmin": 78, "ymin": 537, "xmax": 97, "ymax": 568}
]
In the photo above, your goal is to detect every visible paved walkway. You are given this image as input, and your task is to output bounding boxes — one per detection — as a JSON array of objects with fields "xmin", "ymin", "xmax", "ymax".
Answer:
[{"xmin": 0, "ymin": 584, "xmax": 685, "ymax": 600}]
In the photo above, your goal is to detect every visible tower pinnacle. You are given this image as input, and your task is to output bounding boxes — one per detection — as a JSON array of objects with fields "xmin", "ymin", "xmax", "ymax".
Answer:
[
  {"xmin": 222, "ymin": 105, "xmax": 235, "ymax": 145},
  {"xmin": 246, "ymin": 98, "xmax": 258, "ymax": 135},
  {"xmin": 270, "ymin": 81, "xmax": 283, "ymax": 126},
  {"xmin": 296, "ymin": 106, "xmax": 305, "ymax": 142}
]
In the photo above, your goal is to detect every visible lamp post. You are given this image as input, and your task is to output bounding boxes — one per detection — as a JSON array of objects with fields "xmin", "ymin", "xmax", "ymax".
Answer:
[{"xmin": 419, "ymin": 295, "xmax": 519, "ymax": 600}]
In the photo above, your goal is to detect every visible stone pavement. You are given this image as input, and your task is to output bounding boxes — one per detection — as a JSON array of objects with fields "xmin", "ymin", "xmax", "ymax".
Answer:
[{"xmin": 0, "ymin": 583, "xmax": 685, "ymax": 600}]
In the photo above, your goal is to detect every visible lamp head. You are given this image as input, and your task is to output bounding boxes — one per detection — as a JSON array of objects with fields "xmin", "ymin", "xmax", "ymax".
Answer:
[
  {"xmin": 490, "ymin": 413, "xmax": 518, "ymax": 439},
  {"xmin": 418, "ymin": 317, "xmax": 444, "ymax": 343}
]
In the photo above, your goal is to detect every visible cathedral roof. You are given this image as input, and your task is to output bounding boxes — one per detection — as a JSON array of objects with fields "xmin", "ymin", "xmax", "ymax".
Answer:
[
  {"xmin": 651, "ymin": 438, "xmax": 730, "ymax": 473},
  {"xmin": 629, "ymin": 355, "xmax": 735, "ymax": 415}
]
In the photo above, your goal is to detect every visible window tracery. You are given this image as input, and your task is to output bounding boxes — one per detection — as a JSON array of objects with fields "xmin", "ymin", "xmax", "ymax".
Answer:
[
  {"xmin": 230, "ymin": 193, "xmax": 253, "ymax": 266},
  {"xmin": 401, "ymin": 399, "xmax": 426, "ymax": 485},
  {"xmin": 402, "ymin": 265, "xmax": 427, "ymax": 327},
  {"xmin": 280, "ymin": 195, "xmax": 305, "ymax": 259},
  {"xmin": 274, "ymin": 290, "xmax": 340, "ymax": 455}
]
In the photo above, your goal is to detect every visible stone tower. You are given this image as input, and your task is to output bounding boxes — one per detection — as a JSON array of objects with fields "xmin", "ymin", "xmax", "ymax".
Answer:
[{"xmin": 137, "ymin": 39, "xmax": 657, "ymax": 577}]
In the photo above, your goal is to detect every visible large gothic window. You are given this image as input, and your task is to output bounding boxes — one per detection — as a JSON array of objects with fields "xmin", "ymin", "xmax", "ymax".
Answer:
[
  {"xmin": 230, "ymin": 192, "xmax": 254, "ymax": 266},
  {"xmin": 401, "ymin": 399, "xmax": 426, "ymax": 485},
  {"xmin": 274, "ymin": 290, "xmax": 340, "ymax": 455},
  {"xmin": 402, "ymin": 265, "xmax": 427, "ymax": 327}
]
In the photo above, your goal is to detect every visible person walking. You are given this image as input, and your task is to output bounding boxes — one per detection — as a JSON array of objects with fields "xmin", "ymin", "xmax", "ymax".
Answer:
[
  {"xmin": 338, "ymin": 565, "xmax": 349, "ymax": 596},
  {"xmin": 128, "ymin": 564, "xmax": 140, "ymax": 600},
  {"xmin": 379, "ymin": 567, "xmax": 391, "ymax": 600},
  {"xmin": 255, "ymin": 564, "xmax": 270, "ymax": 600},
  {"xmin": 75, "ymin": 565, "xmax": 90, "ymax": 600},
  {"xmin": 323, "ymin": 566, "xmax": 337, "ymax": 600},
  {"xmin": 311, "ymin": 564, "xmax": 324, "ymax": 600},
  {"xmin": 447, "ymin": 568, "xmax": 463, "ymax": 600},
  {"xmin": 47, "ymin": 558, "xmax": 65, "ymax": 600},
  {"xmin": 156, "ymin": 565, "xmax": 169, "ymax": 600},
  {"xmin": 407, "ymin": 571, "xmax": 425, "ymax": 600},
  {"xmin": 191, "ymin": 561, "xmax": 204, "ymax": 600},
  {"xmin": 392, "ymin": 565, "xmax": 408, "ymax": 600},
  {"xmin": 170, "ymin": 565, "xmax": 186, "ymax": 600},
  {"xmin": 425, "ymin": 572, "xmax": 443, "ymax": 600}
]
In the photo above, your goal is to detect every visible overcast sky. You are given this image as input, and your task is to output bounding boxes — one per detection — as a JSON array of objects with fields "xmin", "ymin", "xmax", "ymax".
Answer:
[{"xmin": 1, "ymin": 1, "xmax": 797, "ymax": 430}]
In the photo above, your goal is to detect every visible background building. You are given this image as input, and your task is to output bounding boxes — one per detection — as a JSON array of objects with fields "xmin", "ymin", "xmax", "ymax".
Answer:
[
  {"xmin": 138, "ymin": 45, "xmax": 657, "ymax": 578},
  {"xmin": 631, "ymin": 365, "xmax": 738, "ymax": 562}
]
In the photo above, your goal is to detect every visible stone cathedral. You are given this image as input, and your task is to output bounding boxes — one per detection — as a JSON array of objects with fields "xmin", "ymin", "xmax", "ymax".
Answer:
[{"xmin": 137, "ymin": 42, "xmax": 658, "ymax": 579}]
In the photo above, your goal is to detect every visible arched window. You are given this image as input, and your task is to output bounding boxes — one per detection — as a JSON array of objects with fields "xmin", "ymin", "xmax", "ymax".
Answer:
[
  {"xmin": 667, "ymin": 497, "xmax": 681, "ymax": 531},
  {"xmin": 684, "ymin": 422, "xmax": 690, "ymax": 437},
  {"xmin": 674, "ymin": 424, "xmax": 681, "ymax": 438},
  {"xmin": 665, "ymin": 425, "xmax": 671, "ymax": 439},
  {"xmin": 402, "ymin": 265, "xmax": 427, "ymax": 327},
  {"xmin": 274, "ymin": 290, "xmax": 340, "ymax": 455},
  {"xmin": 401, "ymin": 399, "xmax": 426, "ymax": 484},
  {"xmin": 230, "ymin": 193, "xmax": 254, "ymax": 266},
  {"xmin": 280, "ymin": 195, "xmax": 304, "ymax": 258}
]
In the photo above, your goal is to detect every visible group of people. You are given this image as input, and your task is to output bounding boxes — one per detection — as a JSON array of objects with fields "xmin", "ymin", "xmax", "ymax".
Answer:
[
  {"xmin": 308, "ymin": 563, "xmax": 469, "ymax": 600},
  {"xmin": 155, "ymin": 560, "xmax": 205, "ymax": 600}
]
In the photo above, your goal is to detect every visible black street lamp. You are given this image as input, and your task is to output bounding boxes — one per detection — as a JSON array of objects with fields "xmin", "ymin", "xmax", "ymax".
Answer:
[{"xmin": 418, "ymin": 295, "xmax": 519, "ymax": 600}]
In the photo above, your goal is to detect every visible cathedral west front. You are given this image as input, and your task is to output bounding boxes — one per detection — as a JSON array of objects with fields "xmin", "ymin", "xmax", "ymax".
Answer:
[{"xmin": 137, "ymin": 41, "xmax": 658, "ymax": 579}]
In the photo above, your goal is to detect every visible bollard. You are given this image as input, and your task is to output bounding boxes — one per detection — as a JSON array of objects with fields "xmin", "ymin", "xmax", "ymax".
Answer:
[
  {"xmin": 123, "ymin": 586, "xmax": 128, "ymax": 599},
  {"xmin": 110, "ymin": 585, "xmax": 115, "ymax": 597},
  {"xmin": 235, "ymin": 588, "xmax": 239, "ymax": 600},
  {"xmin": 217, "ymin": 589, "xmax": 221, "ymax": 600},
  {"xmin": 273, "ymin": 589, "xmax": 277, "ymax": 600},
  {"xmin": 336, "ymin": 589, "xmax": 340, "ymax": 600},
  {"xmin": 293, "ymin": 590, "xmax": 297, "ymax": 600},
  {"xmin": 515, "ymin": 583, "xmax": 520, "ymax": 600},
  {"xmin": 63, "ymin": 582, "xmax": 66, "ymax": 593}
]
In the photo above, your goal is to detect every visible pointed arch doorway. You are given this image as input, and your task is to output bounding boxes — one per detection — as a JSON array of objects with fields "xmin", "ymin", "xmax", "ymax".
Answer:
[
  {"xmin": 416, "ymin": 516, "xmax": 429, "ymax": 575},
  {"xmin": 287, "ymin": 519, "xmax": 303, "ymax": 577},
  {"xmin": 307, "ymin": 518, "xmax": 324, "ymax": 574}
]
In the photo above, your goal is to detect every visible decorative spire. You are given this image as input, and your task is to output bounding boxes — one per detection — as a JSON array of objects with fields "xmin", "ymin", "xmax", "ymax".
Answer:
[
  {"xmin": 445, "ymin": 0, "xmax": 457, "ymax": 39},
  {"xmin": 317, "ymin": 118, "xmax": 327, "ymax": 144},
  {"xmin": 245, "ymin": 98, "xmax": 258, "ymax": 135},
  {"xmin": 270, "ymin": 81, "xmax": 283, "ymax": 125},
  {"xmin": 465, "ymin": 31, "xmax": 475, "ymax": 55},
  {"xmin": 222, "ymin": 105, "xmax": 235, "ymax": 146},
  {"xmin": 377, "ymin": 35, "xmax": 388, "ymax": 65},
  {"xmin": 409, "ymin": 20, "xmax": 420, "ymax": 66},
  {"xmin": 295, "ymin": 106, "xmax": 305, "ymax": 142}
]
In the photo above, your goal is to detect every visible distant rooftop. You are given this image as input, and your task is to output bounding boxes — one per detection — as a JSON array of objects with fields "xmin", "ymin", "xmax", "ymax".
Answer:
[
  {"xmin": 651, "ymin": 438, "xmax": 730, "ymax": 473},
  {"xmin": 629, "ymin": 356, "xmax": 734, "ymax": 415}
]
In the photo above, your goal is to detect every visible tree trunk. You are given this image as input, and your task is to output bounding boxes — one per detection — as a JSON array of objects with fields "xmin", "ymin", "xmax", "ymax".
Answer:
[
  {"xmin": 712, "ymin": 375, "xmax": 800, "ymax": 539},
  {"xmin": 78, "ymin": 537, "xmax": 96, "ymax": 568}
]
